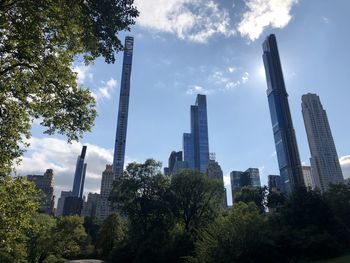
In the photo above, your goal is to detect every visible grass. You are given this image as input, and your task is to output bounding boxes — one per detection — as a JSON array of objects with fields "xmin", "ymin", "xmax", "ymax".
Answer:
[{"xmin": 309, "ymin": 254, "xmax": 350, "ymax": 263}]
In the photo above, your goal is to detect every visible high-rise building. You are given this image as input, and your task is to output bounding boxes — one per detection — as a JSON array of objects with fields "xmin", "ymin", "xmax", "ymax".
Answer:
[
  {"xmin": 302, "ymin": 93, "xmax": 344, "ymax": 191},
  {"xmin": 302, "ymin": 166, "xmax": 314, "ymax": 189},
  {"xmin": 81, "ymin": 193, "xmax": 100, "ymax": 218},
  {"xmin": 164, "ymin": 151, "xmax": 187, "ymax": 175},
  {"xmin": 56, "ymin": 190, "xmax": 73, "ymax": 216},
  {"xmin": 230, "ymin": 168, "xmax": 261, "ymax": 201},
  {"xmin": 113, "ymin": 36, "xmax": 134, "ymax": 178},
  {"xmin": 96, "ymin": 164, "xmax": 115, "ymax": 220},
  {"xmin": 27, "ymin": 169, "xmax": 55, "ymax": 215},
  {"xmin": 183, "ymin": 94, "xmax": 209, "ymax": 173},
  {"xmin": 206, "ymin": 155, "xmax": 227, "ymax": 207},
  {"xmin": 63, "ymin": 196, "xmax": 83, "ymax": 216},
  {"xmin": 268, "ymin": 175, "xmax": 282, "ymax": 192},
  {"xmin": 72, "ymin": 146, "xmax": 87, "ymax": 198},
  {"xmin": 262, "ymin": 34, "xmax": 304, "ymax": 193}
]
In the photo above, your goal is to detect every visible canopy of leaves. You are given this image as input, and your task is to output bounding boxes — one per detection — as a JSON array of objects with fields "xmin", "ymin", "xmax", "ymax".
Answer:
[{"xmin": 0, "ymin": 0, "xmax": 138, "ymax": 175}]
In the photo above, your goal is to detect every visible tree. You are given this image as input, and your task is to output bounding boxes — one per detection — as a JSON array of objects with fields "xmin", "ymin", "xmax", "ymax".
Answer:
[
  {"xmin": 110, "ymin": 159, "xmax": 174, "ymax": 262},
  {"xmin": 51, "ymin": 216, "xmax": 89, "ymax": 259},
  {"xmin": 0, "ymin": 177, "xmax": 39, "ymax": 258},
  {"xmin": 96, "ymin": 213, "xmax": 126, "ymax": 258},
  {"xmin": 0, "ymin": 0, "xmax": 139, "ymax": 174},
  {"xmin": 26, "ymin": 213, "xmax": 56, "ymax": 263},
  {"xmin": 170, "ymin": 170, "xmax": 225, "ymax": 233},
  {"xmin": 233, "ymin": 186, "xmax": 267, "ymax": 213},
  {"xmin": 188, "ymin": 202, "xmax": 282, "ymax": 263}
]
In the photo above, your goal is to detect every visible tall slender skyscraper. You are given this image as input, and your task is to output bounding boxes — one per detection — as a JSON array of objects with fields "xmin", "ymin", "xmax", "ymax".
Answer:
[
  {"xmin": 183, "ymin": 94, "xmax": 209, "ymax": 173},
  {"xmin": 72, "ymin": 146, "xmax": 87, "ymax": 198},
  {"xmin": 113, "ymin": 36, "xmax": 134, "ymax": 178},
  {"xmin": 262, "ymin": 34, "xmax": 304, "ymax": 193},
  {"xmin": 301, "ymin": 93, "xmax": 344, "ymax": 192}
]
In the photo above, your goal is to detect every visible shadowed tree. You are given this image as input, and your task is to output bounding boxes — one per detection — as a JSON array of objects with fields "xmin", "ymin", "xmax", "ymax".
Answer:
[{"xmin": 0, "ymin": 0, "xmax": 139, "ymax": 175}]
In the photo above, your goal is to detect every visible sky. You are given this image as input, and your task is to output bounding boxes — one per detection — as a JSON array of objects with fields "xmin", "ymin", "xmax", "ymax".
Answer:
[{"xmin": 17, "ymin": 0, "xmax": 350, "ymax": 205}]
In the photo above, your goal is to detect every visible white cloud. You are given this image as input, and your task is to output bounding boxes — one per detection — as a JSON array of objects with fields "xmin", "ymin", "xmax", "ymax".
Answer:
[
  {"xmin": 238, "ymin": 0, "xmax": 298, "ymax": 41},
  {"xmin": 228, "ymin": 67, "xmax": 237, "ymax": 73},
  {"xmin": 72, "ymin": 64, "xmax": 93, "ymax": 84},
  {"xmin": 241, "ymin": 71, "xmax": 249, "ymax": 83},
  {"xmin": 186, "ymin": 85, "xmax": 212, "ymax": 95},
  {"xmin": 340, "ymin": 155, "xmax": 350, "ymax": 179},
  {"xmin": 134, "ymin": 0, "xmax": 234, "ymax": 43},
  {"xmin": 322, "ymin": 16, "xmax": 330, "ymax": 24},
  {"xmin": 92, "ymin": 78, "xmax": 118, "ymax": 102}
]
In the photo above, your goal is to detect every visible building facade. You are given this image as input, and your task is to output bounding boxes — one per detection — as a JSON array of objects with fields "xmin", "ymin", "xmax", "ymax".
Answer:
[
  {"xmin": 206, "ymin": 157, "xmax": 227, "ymax": 207},
  {"xmin": 27, "ymin": 169, "xmax": 55, "ymax": 215},
  {"xmin": 81, "ymin": 193, "xmax": 100, "ymax": 218},
  {"xmin": 302, "ymin": 93, "xmax": 344, "ymax": 191},
  {"xmin": 56, "ymin": 190, "xmax": 73, "ymax": 216},
  {"xmin": 72, "ymin": 146, "xmax": 87, "ymax": 198},
  {"xmin": 113, "ymin": 36, "xmax": 134, "ymax": 178},
  {"xmin": 230, "ymin": 168, "xmax": 261, "ymax": 201},
  {"xmin": 302, "ymin": 166, "xmax": 314, "ymax": 189},
  {"xmin": 262, "ymin": 34, "xmax": 304, "ymax": 193},
  {"xmin": 183, "ymin": 94, "xmax": 209, "ymax": 173},
  {"xmin": 268, "ymin": 175, "xmax": 282, "ymax": 192},
  {"xmin": 164, "ymin": 151, "xmax": 184, "ymax": 175},
  {"xmin": 96, "ymin": 165, "xmax": 115, "ymax": 220}
]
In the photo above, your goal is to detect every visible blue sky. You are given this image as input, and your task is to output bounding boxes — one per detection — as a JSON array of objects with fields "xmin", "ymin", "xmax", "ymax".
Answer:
[{"xmin": 18, "ymin": 0, "xmax": 350, "ymax": 205}]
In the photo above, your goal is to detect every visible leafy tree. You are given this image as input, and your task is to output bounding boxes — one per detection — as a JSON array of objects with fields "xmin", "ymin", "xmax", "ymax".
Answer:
[
  {"xmin": 26, "ymin": 213, "xmax": 56, "ymax": 263},
  {"xmin": 0, "ymin": 177, "xmax": 39, "ymax": 256},
  {"xmin": 170, "ymin": 170, "xmax": 225, "ymax": 233},
  {"xmin": 233, "ymin": 186, "xmax": 267, "ymax": 213},
  {"xmin": 266, "ymin": 188, "xmax": 286, "ymax": 212},
  {"xmin": 0, "ymin": 0, "xmax": 139, "ymax": 174},
  {"xmin": 110, "ymin": 159, "xmax": 174, "ymax": 262},
  {"xmin": 324, "ymin": 183, "xmax": 350, "ymax": 228},
  {"xmin": 83, "ymin": 216, "xmax": 101, "ymax": 245},
  {"xmin": 188, "ymin": 202, "xmax": 282, "ymax": 263},
  {"xmin": 96, "ymin": 213, "xmax": 126, "ymax": 258},
  {"xmin": 51, "ymin": 216, "xmax": 89, "ymax": 259}
]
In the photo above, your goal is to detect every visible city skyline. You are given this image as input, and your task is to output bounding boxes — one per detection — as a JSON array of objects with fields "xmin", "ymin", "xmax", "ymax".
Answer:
[{"xmin": 16, "ymin": 0, "xmax": 350, "ymax": 205}]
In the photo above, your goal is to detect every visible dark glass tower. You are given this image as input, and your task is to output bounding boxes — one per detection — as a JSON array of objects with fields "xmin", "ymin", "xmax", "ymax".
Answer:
[
  {"xmin": 72, "ymin": 146, "xmax": 87, "ymax": 198},
  {"xmin": 262, "ymin": 34, "xmax": 303, "ymax": 193},
  {"xmin": 183, "ymin": 94, "xmax": 209, "ymax": 173},
  {"xmin": 113, "ymin": 36, "xmax": 134, "ymax": 178}
]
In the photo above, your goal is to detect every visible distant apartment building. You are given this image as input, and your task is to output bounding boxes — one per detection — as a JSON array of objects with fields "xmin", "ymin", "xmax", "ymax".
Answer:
[
  {"xmin": 27, "ymin": 169, "xmax": 55, "ymax": 215},
  {"xmin": 164, "ymin": 151, "xmax": 188, "ymax": 175},
  {"xmin": 230, "ymin": 168, "xmax": 261, "ymax": 201},
  {"xmin": 96, "ymin": 164, "xmax": 115, "ymax": 220},
  {"xmin": 206, "ymin": 155, "xmax": 227, "ymax": 207},
  {"xmin": 56, "ymin": 190, "xmax": 73, "ymax": 216},
  {"xmin": 81, "ymin": 193, "xmax": 100, "ymax": 218},
  {"xmin": 302, "ymin": 93, "xmax": 344, "ymax": 192},
  {"xmin": 268, "ymin": 175, "xmax": 282, "ymax": 192},
  {"xmin": 302, "ymin": 166, "xmax": 314, "ymax": 189}
]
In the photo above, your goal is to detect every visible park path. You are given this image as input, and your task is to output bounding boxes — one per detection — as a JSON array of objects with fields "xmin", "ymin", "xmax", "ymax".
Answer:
[{"xmin": 69, "ymin": 260, "xmax": 106, "ymax": 263}]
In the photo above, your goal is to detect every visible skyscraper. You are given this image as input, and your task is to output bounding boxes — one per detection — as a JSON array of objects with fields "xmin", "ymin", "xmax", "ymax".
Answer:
[
  {"xmin": 301, "ymin": 93, "xmax": 344, "ymax": 192},
  {"xmin": 56, "ymin": 190, "xmax": 73, "ymax": 216},
  {"xmin": 27, "ymin": 169, "xmax": 55, "ymax": 215},
  {"xmin": 113, "ymin": 36, "xmax": 134, "ymax": 178},
  {"xmin": 301, "ymin": 165, "xmax": 314, "ymax": 189},
  {"xmin": 230, "ymin": 168, "xmax": 261, "ymax": 202},
  {"xmin": 206, "ymin": 154, "xmax": 227, "ymax": 207},
  {"xmin": 262, "ymin": 34, "xmax": 304, "ymax": 193},
  {"xmin": 268, "ymin": 175, "xmax": 282, "ymax": 192},
  {"xmin": 183, "ymin": 94, "xmax": 209, "ymax": 173},
  {"xmin": 96, "ymin": 164, "xmax": 115, "ymax": 220},
  {"xmin": 72, "ymin": 145, "xmax": 87, "ymax": 198}
]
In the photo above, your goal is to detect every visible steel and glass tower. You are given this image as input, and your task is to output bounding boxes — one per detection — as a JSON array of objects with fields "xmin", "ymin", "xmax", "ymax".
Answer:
[
  {"xmin": 183, "ymin": 94, "xmax": 209, "ymax": 173},
  {"xmin": 302, "ymin": 93, "xmax": 344, "ymax": 192},
  {"xmin": 113, "ymin": 36, "xmax": 134, "ymax": 178},
  {"xmin": 72, "ymin": 146, "xmax": 87, "ymax": 198},
  {"xmin": 262, "ymin": 34, "xmax": 304, "ymax": 193}
]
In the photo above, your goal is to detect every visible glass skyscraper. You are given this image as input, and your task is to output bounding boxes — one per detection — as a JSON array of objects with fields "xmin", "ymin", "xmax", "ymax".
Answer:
[
  {"xmin": 262, "ymin": 34, "xmax": 304, "ymax": 193},
  {"xmin": 301, "ymin": 93, "xmax": 344, "ymax": 192},
  {"xmin": 72, "ymin": 145, "xmax": 87, "ymax": 198},
  {"xmin": 183, "ymin": 94, "xmax": 209, "ymax": 173},
  {"xmin": 113, "ymin": 36, "xmax": 134, "ymax": 178}
]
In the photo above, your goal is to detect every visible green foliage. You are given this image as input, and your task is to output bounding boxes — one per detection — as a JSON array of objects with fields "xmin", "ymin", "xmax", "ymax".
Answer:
[
  {"xmin": 26, "ymin": 213, "xmax": 56, "ymax": 263},
  {"xmin": 233, "ymin": 186, "xmax": 268, "ymax": 213},
  {"xmin": 0, "ymin": 0, "xmax": 139, "ymax": 174},
  {"xmin": 0, "ymin": 177, "xmax": 39, "ymax": 255},
  {"xmin": 51, "ymin": 216, "xmax": 89, "ymax": 259},
  {"xmin": 188, "ymin": 202, "xmax": 280, "ymax": 263},
  {"xmin": 96, "ymin": 213, "xmax": 126, "ymax": 258},
  {"xmin": 170, "ymin": 170, "xmax": 225, "ymax": 233}
]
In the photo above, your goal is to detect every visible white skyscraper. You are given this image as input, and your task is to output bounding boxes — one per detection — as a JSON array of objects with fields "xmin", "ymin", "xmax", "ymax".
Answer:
[
  {"xmin": 302, "ymin": 93, "xmax": 344, "ymax": 192},
  {"xmin": 96, "ymin": 164, "xmax": 115, "ymax": 220}
]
